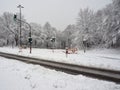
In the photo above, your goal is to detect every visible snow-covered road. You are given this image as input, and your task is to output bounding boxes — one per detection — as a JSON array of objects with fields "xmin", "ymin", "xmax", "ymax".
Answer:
[{"xmin": 0, "ymin": 47, "xmax": 120, "ymax": 71}]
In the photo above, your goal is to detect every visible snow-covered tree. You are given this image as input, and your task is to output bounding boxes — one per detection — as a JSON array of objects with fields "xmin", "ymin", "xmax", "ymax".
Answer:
[
  {"xmin": 76, "ymin": 8, "xmax": 97, "ymax": 48},
  {"xmin": 30, "ymin": 23, "xmax": 42, "ymax": 47},
  {"xmin": 43, "ymin": 22, "xmax": 57, "ymax": 48},
  {"xmin": 0, "ymin": 12, "xmax": 18, "ymax": 46},
  {"xmin": 101, "ymin": 1, "xmax": 120, "ymax": 48},
  {"xmin": 112, "ymin": 0, "xmax": 120, "ymax": 47},
  {"xmin": 62, "ymin": 24, "xmax": 76, "ymax": 48}
]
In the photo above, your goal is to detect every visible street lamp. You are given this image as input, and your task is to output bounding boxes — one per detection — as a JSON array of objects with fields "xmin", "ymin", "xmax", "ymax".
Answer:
[{"xmin": 17, "ymin": 5, "xmax": 24, "ymax": 48}]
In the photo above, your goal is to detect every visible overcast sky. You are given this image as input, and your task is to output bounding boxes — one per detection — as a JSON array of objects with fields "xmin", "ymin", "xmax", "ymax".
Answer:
[{"xmin": 0, "ymin": 0, "xmax": 112, "ymax": 30}]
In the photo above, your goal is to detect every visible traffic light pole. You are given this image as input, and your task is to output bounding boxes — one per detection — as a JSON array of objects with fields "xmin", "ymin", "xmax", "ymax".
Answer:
[
  {"xmin": 29, "ymin": 28, "xmax": 32, "ymax": 54},
  {"xmin": 14, "ymin": 14, "xmax": 32, "ymax": 54},
  {"xmin": 21, "ymin": 20, "xmax": 32, "ymax": 54}
]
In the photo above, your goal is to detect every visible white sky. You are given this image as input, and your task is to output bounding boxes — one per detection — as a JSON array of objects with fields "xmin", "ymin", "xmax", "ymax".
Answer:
[{"xmin": 0, "ymin": 0, "xmax": 112, "ymax": 30}]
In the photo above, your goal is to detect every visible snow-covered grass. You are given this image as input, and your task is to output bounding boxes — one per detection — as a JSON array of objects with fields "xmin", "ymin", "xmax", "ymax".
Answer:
[
  {"xmin": 0, "ymin": 57, "xmax": 120, "ymax": 90},
  {"xmin": 0, "ymin": 47, "xmax": 120, "ymax": 71}
]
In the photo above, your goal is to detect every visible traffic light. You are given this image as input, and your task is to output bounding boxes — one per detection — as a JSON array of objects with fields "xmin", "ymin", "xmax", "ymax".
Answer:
[
  {"xmin": 51, "ymin": 37, "xmax": 55, "ymax": 42},
  {"xmin": 28, "ymin": 37, "xmax": 32, "ymax": 43},
  {"xmin": 14, "ymin": 14, "xmax": 17, "ymax": 21}
]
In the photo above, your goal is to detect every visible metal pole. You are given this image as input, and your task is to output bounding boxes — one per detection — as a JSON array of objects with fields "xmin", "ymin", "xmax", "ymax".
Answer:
[
  {"xmin": 17, "ymin": 5, "xmax": 24, "ymax": 48},
  {"xmin": 20, "ymin": 7, "xmax": 22, "ymax": 47},
  {"xmin": 29, "ymin": 29, "xmax": 32, "ymax": 54}
]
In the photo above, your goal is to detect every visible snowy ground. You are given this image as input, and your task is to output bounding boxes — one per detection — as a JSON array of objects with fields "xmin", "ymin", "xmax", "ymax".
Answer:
[
  {"xmin": 0, "ymin": 57, "xmax": 120, "ymax": 90},
  {"xmin": 0, "ymin": 47, "xmax": 120, "ymax": 71}
]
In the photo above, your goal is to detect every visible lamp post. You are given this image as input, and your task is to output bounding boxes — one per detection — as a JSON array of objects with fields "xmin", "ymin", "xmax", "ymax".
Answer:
[{"xmin": 17, "ymin": 5, "xmax": 24, "ymax": 48}]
